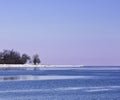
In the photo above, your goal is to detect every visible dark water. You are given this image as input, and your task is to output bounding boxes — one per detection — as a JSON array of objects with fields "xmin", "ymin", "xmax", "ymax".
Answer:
[{"xmin": 0, "ymin": 66, "xmax": 120, "ymax": 100}]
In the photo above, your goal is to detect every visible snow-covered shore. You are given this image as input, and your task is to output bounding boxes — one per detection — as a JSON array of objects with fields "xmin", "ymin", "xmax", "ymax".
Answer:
[{"xmin": 0, "ymin": 64, "xmax": 84, "ymax": 70}]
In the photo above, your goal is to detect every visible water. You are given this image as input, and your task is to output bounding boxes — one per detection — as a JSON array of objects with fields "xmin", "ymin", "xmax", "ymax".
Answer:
[{"xmin": 0, "ymin": 66, "xmax": 120, "ymax": 100}]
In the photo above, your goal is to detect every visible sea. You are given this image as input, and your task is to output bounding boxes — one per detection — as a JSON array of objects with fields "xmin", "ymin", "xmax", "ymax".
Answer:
[{"xmin": 0, "ymin": 66, "xmax": 120, "ymax": 100}]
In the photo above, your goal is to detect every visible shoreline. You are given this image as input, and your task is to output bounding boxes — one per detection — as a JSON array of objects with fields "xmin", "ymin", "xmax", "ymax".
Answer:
[{"xmin": 0, "ymin": 64, "xmax": 84, "ymax": 70}]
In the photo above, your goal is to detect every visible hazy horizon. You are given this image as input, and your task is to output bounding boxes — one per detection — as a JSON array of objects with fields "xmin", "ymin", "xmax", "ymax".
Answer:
[{"xmin": 0, "ymin": 0, "xmax": 120, "ymax": 65}]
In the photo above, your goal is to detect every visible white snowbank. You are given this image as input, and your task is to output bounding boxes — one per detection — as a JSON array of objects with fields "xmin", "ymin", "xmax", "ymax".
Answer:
[{"xmin": 0, "ymin": 64, "xmax": 84, "ymax": 70}]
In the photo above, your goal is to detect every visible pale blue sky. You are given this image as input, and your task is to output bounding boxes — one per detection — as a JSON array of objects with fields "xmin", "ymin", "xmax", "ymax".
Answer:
[{"xmin": 0, "ymin": 0, "xmax": 120, "ymax": 65}]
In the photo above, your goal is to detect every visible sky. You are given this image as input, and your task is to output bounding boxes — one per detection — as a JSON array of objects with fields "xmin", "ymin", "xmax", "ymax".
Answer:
[{"xmin": 0, "ymin": 0, "xmax": 120, "ymax": 65}]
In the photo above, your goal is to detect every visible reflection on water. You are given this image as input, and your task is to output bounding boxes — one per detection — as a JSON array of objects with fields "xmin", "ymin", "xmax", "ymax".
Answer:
[
  {"xmin": 0, "ymin": 76, "xmax": 18, "ymax": 81},
  {"xmin": 0, "ymin": 75, "xmax": 94, "ymax": 81}
]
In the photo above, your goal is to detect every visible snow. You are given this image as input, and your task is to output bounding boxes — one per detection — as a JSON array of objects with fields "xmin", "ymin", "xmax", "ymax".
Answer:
[{"xmin": 0, "ymin": 64, "xmax": 84, "ymax": 70}]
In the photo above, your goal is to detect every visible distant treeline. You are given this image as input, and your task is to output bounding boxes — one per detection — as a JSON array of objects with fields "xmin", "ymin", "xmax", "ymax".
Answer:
[{"xmin": 0, "ymin": 50, "xmax": 41, "ymax": 65}]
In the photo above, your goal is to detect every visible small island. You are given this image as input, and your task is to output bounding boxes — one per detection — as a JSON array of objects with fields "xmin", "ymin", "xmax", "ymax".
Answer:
[{"xmin": 0, "ymin": 49, "xmax": 83, "ymax": 70}]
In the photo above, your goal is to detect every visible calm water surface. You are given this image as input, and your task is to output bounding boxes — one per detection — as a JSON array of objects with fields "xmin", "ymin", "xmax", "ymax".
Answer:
[{"xmin": 0, "ymin": 66, "xmax": 120, "ymax": 100}]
